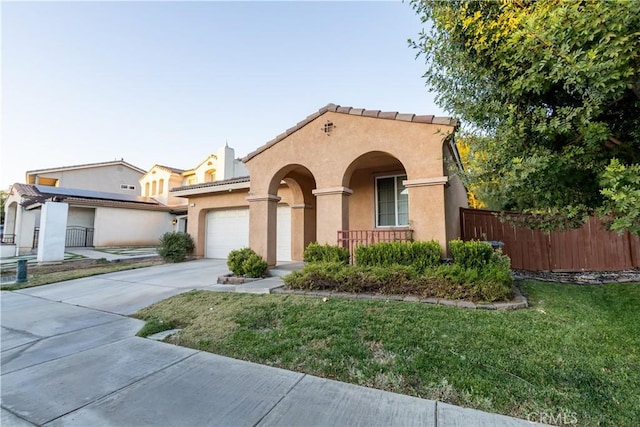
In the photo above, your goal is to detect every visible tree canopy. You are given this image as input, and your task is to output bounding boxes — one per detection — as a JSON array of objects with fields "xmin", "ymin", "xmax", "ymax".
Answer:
[{"xmin": 410, "ymin": 0, "xmax": 640, "ymax": 234}]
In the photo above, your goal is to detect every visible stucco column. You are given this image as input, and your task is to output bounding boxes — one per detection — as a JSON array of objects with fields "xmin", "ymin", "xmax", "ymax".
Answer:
[
  {"xmin": 312, "ymin": 187, "xmax": 352, "ymax": 246},
  {"xmin": 37, "ymin": 201, "xmax": 69, "ymax": 262},
  {"xmin": 247, "ymin": 194, "xmax": 281, "ymax": 266},
  {"xmin": 13, "ymin": 203, "xmax": 22, "ymax": 257},
  {"xmin": 290, "ymin": 203, "xmax": 315, "ymax": 261},
  {"xmin": 403, "ymin": 177, "xmax": 448, "ymax": 253}
]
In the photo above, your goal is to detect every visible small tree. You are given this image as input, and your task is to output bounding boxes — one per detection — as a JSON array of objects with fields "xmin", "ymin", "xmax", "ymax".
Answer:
[
  {"xmin": 410, "ymin": 0, "xmax": 640, "ymax": 233},
  {"xmin": 158, "ymin": 232, "xmax": 195, "ymax": 263}
]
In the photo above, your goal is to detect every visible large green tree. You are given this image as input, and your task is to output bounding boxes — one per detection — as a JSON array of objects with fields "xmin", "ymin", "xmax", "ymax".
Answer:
[{"xmin": 411, "ymin": 0, "xmax": 640, "ymax": 233}]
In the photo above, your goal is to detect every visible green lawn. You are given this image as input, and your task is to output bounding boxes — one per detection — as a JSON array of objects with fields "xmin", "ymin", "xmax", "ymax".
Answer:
[{"xmin": 133, "ymin": 280, "xmax": 640, "ymax": 426}]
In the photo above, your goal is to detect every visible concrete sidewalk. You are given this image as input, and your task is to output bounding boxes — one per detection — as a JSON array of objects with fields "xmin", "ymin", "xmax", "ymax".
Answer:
[{"xmin": 1, "ymin": 260, "xmax": 544, "ymax": 426}]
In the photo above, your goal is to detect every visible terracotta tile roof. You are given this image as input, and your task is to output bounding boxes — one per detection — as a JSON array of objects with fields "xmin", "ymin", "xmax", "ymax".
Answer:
[
  {"xmin": 12, "ymin": 183, "xmax": 40, "ymax": 198},
  {"xmin": 170, "ymin": 176, "xmax": 250, "ymax": 192},
  {"xmin": 243, "ymin": 103, "xmax": 459, "ymax": 162}
]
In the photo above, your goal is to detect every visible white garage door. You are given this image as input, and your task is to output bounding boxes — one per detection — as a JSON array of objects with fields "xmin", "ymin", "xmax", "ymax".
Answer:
[
  {"xmin": 205, "ymin": 208, "xmax": 249, "ymax": 259},
  {"xmin": 205, "ymin": 205, "xmax": 291, "ymax": 261},
  {"xmin": 277, "ymin": 205, "xmax": 291, "ymax": 262}
]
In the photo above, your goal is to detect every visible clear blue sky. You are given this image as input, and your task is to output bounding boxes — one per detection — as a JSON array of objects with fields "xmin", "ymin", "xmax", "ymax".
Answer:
[{"xmin": 1, "ymin": 1, "xmax": 444, "ymax": 190}]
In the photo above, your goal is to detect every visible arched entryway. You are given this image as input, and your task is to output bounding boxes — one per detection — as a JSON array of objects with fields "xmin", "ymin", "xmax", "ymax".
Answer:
[
  {"xmin": 3, "ymin": 201, "xmax": 18, "ymax": 244},
  {"xmin": 343, "ymin": 151, "xmax": 408, "ymax": 230},
  {"xmin": 242, "ymin": 104, "xmax": 461, "ymax": 263},
  {"xmin": 247, "ymin": 164, "xmax": 317, "ymax": 265}
]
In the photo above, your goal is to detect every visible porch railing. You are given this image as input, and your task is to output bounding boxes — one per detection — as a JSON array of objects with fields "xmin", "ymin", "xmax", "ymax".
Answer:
[
  {"xmin": 66, "ymin": 226, "xmax": 95, "ymax": 247},
  {"xmin": 33, "ymin": 226, "xmax": 95, "ymax": 249},
  {"xmin": 337, "ymin": 229, "xmax": 413, "ymax": 263}
]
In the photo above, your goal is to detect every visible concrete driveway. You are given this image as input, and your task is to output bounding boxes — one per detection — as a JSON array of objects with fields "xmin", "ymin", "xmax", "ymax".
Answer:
[{"xmin": 1, "ymin": 259, "xmax": 541, "ymax": 426}]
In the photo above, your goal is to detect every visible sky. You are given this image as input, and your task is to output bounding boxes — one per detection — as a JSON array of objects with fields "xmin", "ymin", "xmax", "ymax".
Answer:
[{"xmin": 1, "ymin": 1, "xmax": 445, "ymax": 190}]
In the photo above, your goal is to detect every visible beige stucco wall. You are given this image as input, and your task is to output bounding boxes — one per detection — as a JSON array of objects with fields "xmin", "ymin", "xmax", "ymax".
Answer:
[
  {"xmin": 30, "ymin": 164, "xmax": 143, "ymax": 195},
  {"xmin": 246, "ymin": 113, "xmax": 449, "ymax": 195},
  {"xmin": 67, "ymin": 207, "xmax": 95, "ymax": 228},
  {"xmin": 244, "ymin": 111, "xmax": 457, "ymax": 263},
  {"xmin": 92, "ymin": 207, "xmax": 174, "ymax": 247},
  {"xmin": 140, "ymin": 167, "xmax": 186, "ymax": 206}
]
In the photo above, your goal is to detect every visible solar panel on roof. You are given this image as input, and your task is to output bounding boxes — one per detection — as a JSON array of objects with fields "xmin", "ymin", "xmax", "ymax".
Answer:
[{"xmin": 35, "ymin": 185, "xmax": 157, "ymax": 204}]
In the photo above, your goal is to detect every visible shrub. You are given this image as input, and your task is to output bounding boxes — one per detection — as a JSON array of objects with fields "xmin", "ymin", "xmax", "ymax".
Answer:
[
  {"xmin": 303, "ymin": 243, "xmax": 350, "ymax": 264},
  {"xmin": 227, "ymin": 248, "xmax": 254, "ymax": 276},
  {"xmin": 158, "ymin": 232, "xmax": 195, "ymax": 263},
  {"xmin": 354, "ymin": 241, "xmax": 441, "ymax": 273},
  {"xmin": 284, "ymin": 262, "xmax": 346, "ymax": 290},
  {"xmin": 285, "ymin": 239, "xmax": 514, "ymax": 303},
  {"xmin": 227, "ymin": 247, "xmax": 268, "ymax": 278},
  {"xmin": 242, "ymin": 253, "xmax": 268, "ymax": 278},
  {"xmin": 449, "ymin": 239, "xmax": 495, "ymax": 269}
]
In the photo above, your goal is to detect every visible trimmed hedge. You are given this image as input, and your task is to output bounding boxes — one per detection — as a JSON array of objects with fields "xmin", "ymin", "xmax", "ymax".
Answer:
[
  {"xmin": 449, "ymin": 239, "xmax": 495, "ymax": 269},
  {"xmin": 303, "ymin": 242, "xmax": 350, "ymax": 264},
  {"xmin": 227, "ymin": 248, "xmax": 268, "ymax": 278},
  {"xmin": 158, "ymin": 232, "xmax": 195, "ymax": 263},
  {"xmin": 355, "ymin": 241, "xmax": 442, "ymax": 273}
]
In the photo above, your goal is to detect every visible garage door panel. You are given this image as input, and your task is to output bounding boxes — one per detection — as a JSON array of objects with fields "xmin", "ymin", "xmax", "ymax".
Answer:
[
  {"xmin": 277, "ymin": 205, "xmax": 291, "ymax": 262},
  {"xmin": 205, "ymin": 209, "xmax": 249, "ymax": 259},
  {"xmin": 206, "ymin": 206, "xmax": 291, "ymax": 261}
]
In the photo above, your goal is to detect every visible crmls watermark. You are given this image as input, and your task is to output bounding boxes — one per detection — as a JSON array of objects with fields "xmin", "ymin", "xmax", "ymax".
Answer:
[{"xmin": 527, "ymin": 410, "xmax": 578, "ymax": 425}]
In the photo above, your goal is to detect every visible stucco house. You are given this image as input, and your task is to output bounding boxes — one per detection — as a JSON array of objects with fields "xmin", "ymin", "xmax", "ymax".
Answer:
[
  {"xmin": 2, "ymin": 147, "xmax": 251, "ymax": 261},
  {"xmin": 3, "ymin": 160, "xmax": 183, "ymax": 259},
  {"xmin": 171, "ymin": 103, "xmax": 468, "ymax": 265}
]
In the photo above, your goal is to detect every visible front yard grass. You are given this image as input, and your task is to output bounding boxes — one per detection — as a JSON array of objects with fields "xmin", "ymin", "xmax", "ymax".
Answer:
[{"xmin": 133, "ymin": 280, "xmax": 640, "ymax": 426}]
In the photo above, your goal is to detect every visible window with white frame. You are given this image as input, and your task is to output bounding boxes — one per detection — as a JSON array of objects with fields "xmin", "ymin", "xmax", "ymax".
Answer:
[{"xmin": 375, "ymin": 175, "xmax": 408, "ymax": 227}]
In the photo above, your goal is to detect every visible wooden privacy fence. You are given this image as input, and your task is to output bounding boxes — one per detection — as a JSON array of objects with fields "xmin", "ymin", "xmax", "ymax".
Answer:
[{"xmin": 460, "ymin": 208, "xmax": 640, "ymax": 271}]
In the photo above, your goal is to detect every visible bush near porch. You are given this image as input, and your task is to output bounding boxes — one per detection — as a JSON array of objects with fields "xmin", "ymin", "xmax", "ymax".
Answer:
[
  {"xmin": 284, "ymin": 240, "xmax": 513, "ymax": 302},
  {"xmin": 227, "ymin": 247, "xmax": 268, "ymax": 278}
]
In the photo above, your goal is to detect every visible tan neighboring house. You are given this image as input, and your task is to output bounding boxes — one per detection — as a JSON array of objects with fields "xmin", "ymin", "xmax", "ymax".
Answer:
[
  {"xmin": 138, "ymin": 144, "xmax": 249, "ymax": 233},
  {"xmin": 3, "ymin": 146, "xmax": 250, "ymax": 259},
  {"xmin": 3, "ymin": 160, "xmax": 181, "ymax": 259},
  {"xmin": 171, "ymin": 103, "xmax": 468, "ymax": 265},
  {"xmin": 25, "ymin": 159, "xmax": 145, "ymax": 192}
]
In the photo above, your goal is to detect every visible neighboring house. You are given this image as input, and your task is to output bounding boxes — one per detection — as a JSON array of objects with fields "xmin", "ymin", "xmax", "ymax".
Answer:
[
  {"xmin": 139, "ymin": 144, "xmax": 248, "ymax": 206},
  {"xmin": 3, "ymin": 160, "xmax": 183, "ymax": 259},
  {"xmin": 25, "ymin": 159, "xmax": 145, "ymax": 194},
  {"xmin": 138, "ymin": 144, "xmax": 249, "ymax": 234},
  {"xmin": 171, "ymin": 103, "xmax": 468, "ymax": 265},
  {"xmin": 4, "ymin": 184, "xmax": 180, "ymax": 258},
  {"xmin": 2, "ymin": 145, "xmax": 251, "ymax": 260}
]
